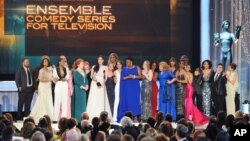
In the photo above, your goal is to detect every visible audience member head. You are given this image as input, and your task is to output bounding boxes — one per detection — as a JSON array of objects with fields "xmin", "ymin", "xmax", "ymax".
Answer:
[
  {"xmin": 176, "ymin": 124, "xmax": 188, "ymax": 140},
  {"xmin": 81, "ymin": 112, "xmax": 89, "ymax": 120},
  {"xmin": 2, "ymin": 126, "xmax": 14, "ymax": 141},
  {"xmin": 44, "ymin": 131, "xmax": 53, "ymax": 141},
  {"xmin": 226, "ymin": 114, "xmax": 234, "ymax": 128},
  {"xmin": 147, "ymin": 117, "xmax": 156, "ymax": 128},
  {"xmin": 23, "ymin": 117, "xmax": 35, "ymax": 126},
  {"xmin": 158, "ymin": 122, "xmax": 174, "ymax": 137},
  {"xmin": 205, "ymin": 122, "xmax": 220, "ymax": 141},
  {"xmin": 145, "ymin": 128, "xmax": 157, "ymax": 138},
  {"xmin": 136, "ymin": 134, "xmax": 147, "ymax": 141},
  {"xmin": 43, "ymin": 115, "xmax": 53, "ymax": 132},
  {"xmin": 38, "ymin": 117, "xmax": 48, "ymax": 129},
  {"xmin": 22, "ymin": 122, "xmax": 36, "ymax": 139},
  {"xmin": 58, "ymin": 117, "xmax": 68, "ymax": 133},
  {"xmin": 31, "ymin": 131, "xmax": 46, "ymax": 141},
  {"xmin": 0, "ymin": 121, "xmax": 6, "ymax": 136},
  {"xmin": 4, "ymin": 113, "xmax": 13, "ymax": 125},
  {"xmin": 187, "ymin": 121, "xmax": 195, "ymax": 135},
  {"xmin": 67, "ymin": 118, "xmax": 78, "ymax": 129},
  {"xmin": 235, "ymin": 111, "xmax": 244, "ymax": 119},
  {"xmin": 243, "ymin": 114, "xmax": 249, "ymax": 124},
  {"xmin": 121, "ymin": 134, "xmax": 134, "ymax": 141},
  {"xmin": 154, "ymin": 133, "xmax": 169, "ymax": 141},
  {"xmin": 215, "ymin": 131, "xmax": 229, "ymax": 141},
  {"xmin": 208, "ymin": 115, "xmax": 218, "ymax": 125},
  {"xmin": 107, "ymin": 132, "xmax": 121, "ymax": 141},
  {"xmin": 140, "ymin": 136, "xmax": 155, "ymax": 141},
  {"xmin": 121, "ymin": 117, "xmax": 133, "ymax": 128},
  {"xmin": 125, "ymin": 111, "xmax": 133, "ymax": 120},
  {"xmin": 177, "ymin": 118, "xmax": 188, "ymax": 127},
  {"xmin": 95, "ymin": 131, "xmax": 106, "ymax": 141},
  {"xmin": 165, "ymin": 114, "xmax": 173, "ymax": 122},
  {"xmin": 155, "ymin": 112, "xmax": 164, "ymax": 123},
  {"xmin": 65, "ymin": 128, "xmax": 81, "ymax": 141},
  {"xmin": 217, "ymin": 111, "xmax": 226, "ymax": 129},
  {"xmin": 100, "ymin": 111, "xmax": 109, "ymax": 122},
  {"xmin": 193, "ymin": 130, "xmax": 207, "ymax": 141}
]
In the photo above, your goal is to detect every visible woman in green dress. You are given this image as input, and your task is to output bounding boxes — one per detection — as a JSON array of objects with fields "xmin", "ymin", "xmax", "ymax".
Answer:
[{"xmin": 72, "ymin": 59, "xmax": 89, "ymax": 121}]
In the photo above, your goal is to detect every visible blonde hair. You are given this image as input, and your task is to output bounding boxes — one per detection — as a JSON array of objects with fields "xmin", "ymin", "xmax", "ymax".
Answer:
[
  {"xmin": 108, "ymin": 53, "xmax": 119, "ymax": 64},
  {"xmin": 159, "ymin": 61, "xmax": 169, "ymax": 71},
  {"xmin": 143, "ymin": 60, "xmax": 151, "ymax": 70}
]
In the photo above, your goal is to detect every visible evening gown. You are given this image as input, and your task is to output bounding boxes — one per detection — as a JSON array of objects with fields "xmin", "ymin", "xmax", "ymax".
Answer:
[
  {"xmin": 72, "ymin": 70, "xmax": 88, "ymax": 122},
  {"xmin": 184, "ymin": 83, "xmax": 208, "ymax": 125},
  {"xmin": 86, "ymin": 66, "xmax": 112, "ymax": 120},
  {"xmin": 158, "ymin": 71, "xmax": 176, "ymax": 120},
  {"xmin": 140, "ymin": 75, "xmax": 152, "ymax": 120},
  {"xmin": 30, "ymin": 68, "xmax": 53, "ymax": 124},
  {"xmin": 201, "ymin": 72, "xmax": 213, "ymax": 117},
  {"xmin": 226, "ymin": 71, "xmax": 238, "ymax": 115},
  {"xmin": 106, "ymin": 76, "xmax": 115, "ymax": 116},
  {"xmin": 151, "ymin": 72, "xmax": 158, "ymax": 118},
  {"xmin": 113, "ymin": 70, "xmax": 121, "ymax": 122},
  {"xmin": 117, "ymin": 66, "xmax": 141, "ymax": 121},
  {"xmin": 176, "ymin": 74, "xmax": 185, "ymax": 116}
]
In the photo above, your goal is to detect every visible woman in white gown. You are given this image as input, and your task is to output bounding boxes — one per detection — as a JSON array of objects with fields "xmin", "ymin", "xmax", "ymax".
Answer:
[
  {"xmin": 86, "ymin": 56, "xmax": 112, "ymax": 120},
  {"xmin": 30, "ymin": 58, "xmax": 53, "ymax": 124},
  {"xmin": 113, "ymin": 61, "xmax": 122, "ymax": 122}
]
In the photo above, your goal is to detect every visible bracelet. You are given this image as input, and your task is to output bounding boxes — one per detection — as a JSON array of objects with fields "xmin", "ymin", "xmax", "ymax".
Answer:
[{"xmin": 133, "ymin": 75, "xmax": 136, "ymax": 79}]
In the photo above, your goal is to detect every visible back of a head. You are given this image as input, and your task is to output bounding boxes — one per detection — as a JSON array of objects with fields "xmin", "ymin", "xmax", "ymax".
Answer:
[
  {"xmin": 95, "ymin": 131, "xmax": 106, "ymax": 141},
  {"xmin": 58, "ymin": 117, "xmax": 68, "ymax": 132},
  {"xmin": 158, "ymin": 122, "xmax": 174, "ymax": 137},
  {"xmin": 81, "ymin": 134, "xmax": 90, "ymax": 141},
  {"xmin": 140, "ymin": 136, "xmax": 155, "ymax": 141},
  {"xmin": 100, "ymin": 111, "xmax": 108, "ymax": 122},
  {"xmin": 154, "ymin": 133, "xmax": 169, "ymax": 141},
  {"xmin": 107, "ymin": 133, "xmax": 121, "ymax": 141},
  {"xmin": 81, "ymin": 112, "xmax": 89, "ymax": 120},
  {"xmin": 165, "ymin": 114, "xmax": 173, "ymax": 122},
  {"xmin": 67, "ymin": 118, "xmax": 78, "ymax": 129},
  {"xmin": 215, "ymin": 131, "xmax": 229, "ymax": 141},
  {"xmin": 22, "ymin": 122, "xmax": 36, "ymax": 139},
  {"xmin": 31, "ymin": 131, "xmax": 46, "ymax": 141},
  {"xmin": 121, "ymin": 134, "xmax": 134, "ymax": 141},
  {"xmin": 125, "ymin": 112, "xmax": 133, "ymax": 120},
  {"xmin": 38, "ymin": 117, "xmax": 48, "ymax": 129},
  {"xmin": 121, "ymin": 117, "xmax": 133, "ymax": 128},
  {"xmin": 2, "ymin": 126, "xmax": 14, "ymax": 141},
  {"xmin": 176, "ymin": 124, "xmax": 188, "ymax": 139},
  {"xmin": 4, "ymin": 113, "xmax": 13, "ymax": 124},
  {"xmin": 146, "ymin": 117, "xmax": 156, "ymax": 128}
]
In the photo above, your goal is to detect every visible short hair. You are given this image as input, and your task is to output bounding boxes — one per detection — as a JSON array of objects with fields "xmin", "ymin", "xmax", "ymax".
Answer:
[
  {"xmin": 81, "ymin": 112, "xmax": 89, "ymax": 120},
  {"xmin": 201, "ymin": 60, "xmax": 212, "ymax": 69},
  {"xmin": 100, "ymin": 111, "xmax": 108, "ymax": 122},
  {"xmin": 31, "ymin": 131, "xmax": 46, "ymax": 141},
  {"xmin": 217, "ymin": 63, "xmax": 223, "ymax": 67},
  {"xmin": 121, "ymin": 116, "xmax": 134, "ymax": 128},
  {"xmin": 22, "ymin": 57, "xmax": 29, "ymax": 63},
  {"xmin": 67, "ymin": 118, "xmax": 78, "ymax": 129},
  {"xmin": 176, "ymin": 124, "xmax": 188, "ymax": 138},
  {"xmin": 107, "ymin": 133, "xmax": 121, "ymax": 141},
  {"xmin": 125, "ymin": 111, "xmax": 133, "ymax": 119},
  {"xmin": 229, "ymin": 63, "xmax": 237, "ymax": 70},
  {"xmin": 121, "ymin": 134, "xmax": 134, "ymax": 141},
  {"xmin": 147, "ymin": 117, "xmax": 156, "ymax": 127},
  {"xmin": 125, "ymin": 57, "xmax": 134, "ymax": 63},
  {"xmin": 165, "ymin": 114, "xmax": 173, "ymax": 122},
  {"xmin": 154, "ymin": 133, "xmax": 169, "ymax": 141}
]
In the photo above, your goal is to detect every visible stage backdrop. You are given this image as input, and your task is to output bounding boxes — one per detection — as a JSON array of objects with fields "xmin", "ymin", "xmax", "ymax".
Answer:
[
  {"xmin": 0, "ymin": 0, "xmax": 197, "ymax": 77},
  {"xmin": 210, "ymin": 0, "xmax": 250, "ymax": 102}
]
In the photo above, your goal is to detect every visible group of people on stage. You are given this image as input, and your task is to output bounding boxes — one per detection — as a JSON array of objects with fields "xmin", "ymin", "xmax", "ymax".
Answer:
[{"xmin": 15, "ymin": 53, "xmax": 239, "ymax": 125}]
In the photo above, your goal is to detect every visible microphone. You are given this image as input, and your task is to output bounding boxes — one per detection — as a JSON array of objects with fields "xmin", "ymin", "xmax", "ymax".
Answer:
[{"xmin": 103, "ymin": 70, "xmax": 105, "ymax": 79}]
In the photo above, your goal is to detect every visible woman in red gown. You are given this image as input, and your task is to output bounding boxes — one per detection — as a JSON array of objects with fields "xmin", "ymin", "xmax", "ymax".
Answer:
[
  {"xmin": 184, "ymin": 65, "xmax": 208, "ymax": 125},
  {"xmin": 151, "ymin": 62, "xmax": 158, "ymax": 118}
]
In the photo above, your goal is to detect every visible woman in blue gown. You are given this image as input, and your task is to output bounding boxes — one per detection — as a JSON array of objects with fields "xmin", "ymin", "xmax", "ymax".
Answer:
[
  {"xmin": 117, "ymin": 57, "xmax": 141, "ymax": 121},
  {"xmin": 158, "ymin": 61, "xmax": 176, "ymax": 121}
]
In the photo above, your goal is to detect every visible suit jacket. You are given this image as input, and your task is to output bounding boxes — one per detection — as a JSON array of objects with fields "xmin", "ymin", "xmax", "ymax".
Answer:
[
  {"xmin": 213, "ymin": 73, "xmax": 227, "ymax": 96},
  {"xmin": 15, "ymin": 66, "xmax": 35, "ymax": 92}
]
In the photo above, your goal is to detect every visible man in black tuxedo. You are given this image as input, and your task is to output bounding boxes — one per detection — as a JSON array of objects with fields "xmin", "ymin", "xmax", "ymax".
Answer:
[
  {"xmin": 213, "ymin": 64, "xmax": 227, "ymax": 115},
  {"xmin": 15, "ymin": 58, "xmax": 34, "ymax": 120}
]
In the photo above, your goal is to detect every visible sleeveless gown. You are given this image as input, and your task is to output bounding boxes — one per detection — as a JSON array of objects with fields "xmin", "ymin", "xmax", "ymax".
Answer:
[
  {"xmin": 117, "ymin": 66, "xmax": 140, "ymax": 121},
  {"xmin": 202, "ymin": 72, "xmax": 212, "ymax": 117},
  {"xmin": 140, "ymin": 75, "xmax": 152, "ymax": 120},
  {"xmin": 184, "ymin": 83, "xmax": 208, "ymax": 125},
  {"xmin": 106, "ymin": 76, "xmax": 115, "ymax": 116},
  {"xmin": 176, "ymin": 74, "xmax": 185, "ymax": 116},
  {"xmin": 86, "ymin": 66, "xmax": 112, "ymax": 120}
]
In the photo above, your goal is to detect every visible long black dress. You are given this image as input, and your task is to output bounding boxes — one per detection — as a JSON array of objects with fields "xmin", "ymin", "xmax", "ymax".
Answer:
[
  {"xmin": 176, "ymin": 74, "xmax": 185, "ymax": 116},
  {"xmin": 106, "ymin": 76, "xmax": 115, "ymax": 115}
]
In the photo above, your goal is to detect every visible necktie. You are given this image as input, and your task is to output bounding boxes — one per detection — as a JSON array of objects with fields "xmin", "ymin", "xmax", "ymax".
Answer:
[
  {"xmin": 27, "ymin": 68, "xmax": 32, "ymax": 85},
  {"xmin": 215, "ymin": 73, "xmax": 219, "ymax": 81}
]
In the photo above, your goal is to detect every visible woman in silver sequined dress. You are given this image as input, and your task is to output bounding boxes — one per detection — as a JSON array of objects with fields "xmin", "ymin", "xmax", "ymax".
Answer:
[
  {"xmin": 140, "ymin": 60, "xmax": 153, "ymax": 120},
  {"xmin": 201, "ymin": 60, "xmax": 214, "ymax": 117}
]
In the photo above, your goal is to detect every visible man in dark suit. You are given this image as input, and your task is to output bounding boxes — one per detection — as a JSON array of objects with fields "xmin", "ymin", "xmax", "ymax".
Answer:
[
  {"xmin": 213, "ymin": 64, "xmax": 227, "ymax": 115},
  {"xmin": 15, "ymin": 58, "xmax": 34, "ymax": 120}
]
